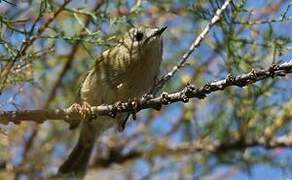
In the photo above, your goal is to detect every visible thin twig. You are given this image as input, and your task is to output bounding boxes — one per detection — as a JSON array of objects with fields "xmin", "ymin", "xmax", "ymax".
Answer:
[
  {"xmin": 45, "ymin": 1, "xmax": 105, "ymax": 107},
  {"xmin": 0, "ymin": 0, "xmax": 71, "ymax": 90},
  {"xmin": 153, "ymin": 0, "xmax": 232, "ymax": 93}
]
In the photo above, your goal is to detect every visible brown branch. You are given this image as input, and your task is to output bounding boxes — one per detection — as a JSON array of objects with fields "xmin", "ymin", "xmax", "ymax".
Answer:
[
  {"xmin": 0, "ymin": 60, "xmax": 291, "ymax": 125},
  {"xmin": 92, "ymin": 150, "xmax": 141, "ymax": 168},
  {"xmin": 144, "ymin": 135, "xmax": 292, "ymax": 157},
  {"xmin": 88, "ymin": 135, "xmax": 292, "ymax": 169}
]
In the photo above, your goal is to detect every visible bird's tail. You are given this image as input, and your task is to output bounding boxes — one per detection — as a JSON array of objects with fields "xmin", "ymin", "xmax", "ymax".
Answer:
[{"xmin": 58, "ymin": 122, "xmax": 97, "ymax": 176}]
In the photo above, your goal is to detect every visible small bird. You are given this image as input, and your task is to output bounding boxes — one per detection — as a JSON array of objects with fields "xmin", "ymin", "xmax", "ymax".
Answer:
[{"xmin": 58, "ymin": 26, "xmax": 166, "ymax": 176}]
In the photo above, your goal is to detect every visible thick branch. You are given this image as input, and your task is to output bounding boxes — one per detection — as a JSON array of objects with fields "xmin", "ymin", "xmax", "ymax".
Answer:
[
  {"xmin": 89, "ymin": 135, "xmax": 292, "ymax": 168},
  {"xmin": 150, "ymin": 135, "xmax": 292, "ymax": 155},
  {"xmin": 0, "ymin": 60, "xmax": 291, "ymax": 125}
]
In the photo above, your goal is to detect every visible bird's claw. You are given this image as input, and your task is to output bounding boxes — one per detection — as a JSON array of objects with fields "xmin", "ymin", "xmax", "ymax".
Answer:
[{"xmin": 68, "ymin": 102, "xmax": 93, "ymax": 122}]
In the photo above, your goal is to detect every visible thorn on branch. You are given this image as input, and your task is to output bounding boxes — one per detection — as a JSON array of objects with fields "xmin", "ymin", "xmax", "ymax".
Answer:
[{"xmin": 130, "ymin": 99, "xmax": 139, "ymax": 120}]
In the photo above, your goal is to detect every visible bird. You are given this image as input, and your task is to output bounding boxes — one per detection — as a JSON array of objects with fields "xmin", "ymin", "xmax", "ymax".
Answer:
[{"xmin": 58, "ymin": 26, "xmax": 166, "ymax": 176}]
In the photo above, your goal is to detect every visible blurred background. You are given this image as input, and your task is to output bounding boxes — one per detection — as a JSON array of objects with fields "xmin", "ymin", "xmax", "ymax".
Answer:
[{"xmin": 0, "ymin": 0, "xmax": 291, "ymax": 179}]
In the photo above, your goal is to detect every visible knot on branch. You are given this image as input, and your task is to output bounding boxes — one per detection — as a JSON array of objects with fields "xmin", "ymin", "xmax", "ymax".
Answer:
[
  {"xmin": 181, "ymin": 83, "xmax": 196, "ymax": 102},
  {"xmin": 269, "ymin": 64, "xmax": 280, "ymax": 77},
  {"xmin": 185, "ymin": 83, "xmax": 196, "ymax": 96},
  {"xmin": 114, "ymin": 101, "xmax": 125, "ymax": 111},
  {"xmin": 161, "ymin": 92, "xmax": 171, "ymax": 105},
  {"xmin": 203, "ymin": 83, "xmax": 212, "ymax": 92},
  {"xmin": 249, "ymin": 69, "xmax": 257, "ymax": 80},
  {"xmin": 181, "ymin": 94, "xmax": 189, "ymax": 103},
  {"xmin": 141, "ymin": 93, "xmax": 154, "ymax": 102},
  {"xmin": 226, "ymin": 73, "xmax": 235, "ymax": 83},
  {"xmin": 111, "ymin": 101, "xmax": 129, "ymax": 118}
]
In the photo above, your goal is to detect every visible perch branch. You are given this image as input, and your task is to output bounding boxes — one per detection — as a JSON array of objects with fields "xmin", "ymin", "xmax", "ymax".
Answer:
[{"xmin": 0, "ymin": 60, "xmax": 291, "ymax": 125}]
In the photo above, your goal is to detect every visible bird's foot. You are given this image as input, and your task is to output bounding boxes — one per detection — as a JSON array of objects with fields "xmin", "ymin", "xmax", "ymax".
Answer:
[
  {"xmin": 117, "ymin": 98, "xmax": 140, "ymax": 132},
  {"xmin": 68, "ymin": 102, "xmax": 93, "ymax": 123}
]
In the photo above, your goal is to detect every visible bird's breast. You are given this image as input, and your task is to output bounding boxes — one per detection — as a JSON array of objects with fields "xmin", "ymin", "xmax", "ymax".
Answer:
[{"xmin": 116, "ymin": 51, "xmax": 161, "ymax": 100}]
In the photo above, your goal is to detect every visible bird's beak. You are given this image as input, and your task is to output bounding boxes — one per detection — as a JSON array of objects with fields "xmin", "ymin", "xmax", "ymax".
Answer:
[
  {"xmin": 153, "ymin": 26, "xmax": 167, "ymax": 36},
  {"xmin": 144, "ymin": 26, "xmax": 167, "ymax": 44}
]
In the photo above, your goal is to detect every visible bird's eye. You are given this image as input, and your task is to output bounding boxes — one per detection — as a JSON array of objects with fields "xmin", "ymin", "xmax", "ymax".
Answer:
[{"xmin": 134, "ymin": 31, "xmax": 144, "ymax": 41}]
